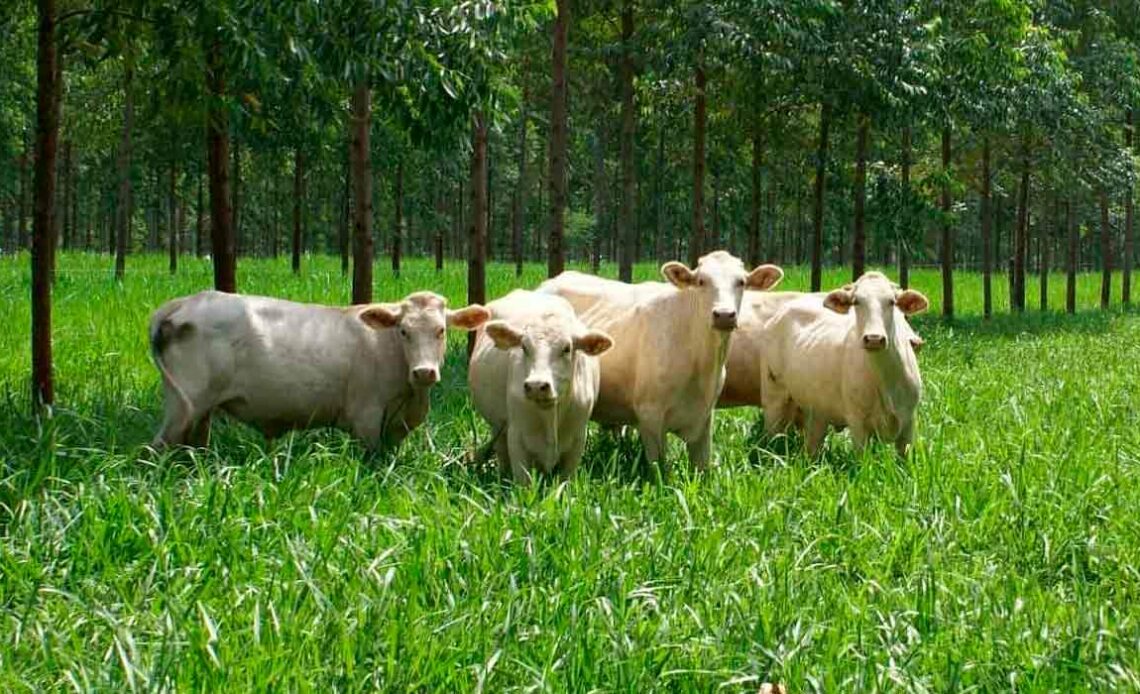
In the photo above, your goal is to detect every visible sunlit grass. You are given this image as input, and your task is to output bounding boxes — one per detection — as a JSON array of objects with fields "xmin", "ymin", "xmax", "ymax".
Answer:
[{"xmin": 2, "ymin": 251, "xmax": 1139, "ymax": 690}]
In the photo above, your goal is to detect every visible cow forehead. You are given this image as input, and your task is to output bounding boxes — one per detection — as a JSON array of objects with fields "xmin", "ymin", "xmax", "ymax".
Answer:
[
  {"xmin": 524, "ymin": 320, "xmax": 573, "ymax": 347},
  {"xmin": 853, "ymin": 272, "xmax": 895, "ymax": 299},
  {"xmin": 696, "ymin": 250, "xmax": 746, "ymax": 278},
  {"xmin": 400, "ymin": 293, "xmax": 448, "ymax": 329}
]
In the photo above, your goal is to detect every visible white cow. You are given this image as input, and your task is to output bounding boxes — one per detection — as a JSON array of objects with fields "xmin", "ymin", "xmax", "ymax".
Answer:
[
  {"xmin": 719, "ymin": 289, "xmax": 925, "ymax": 410},
  {"xmin": 760, "ymin": 272, "xmax": 929, "ymax": 457},
  {"xmin": 149, "ymin": 290, "xmax": 489, "ymax": 450},
  {"xmin": 468, "ymin": 290, "xmax": 613, "ymax": 484},
  {"xmin": 540, "ymin": 250, "xmax": 784, "ymax": 468}
]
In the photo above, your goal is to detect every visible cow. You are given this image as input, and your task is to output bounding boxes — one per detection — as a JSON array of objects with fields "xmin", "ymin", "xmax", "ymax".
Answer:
[
  {"xmin": 540, "ymin": 250, "xmax": 784, "ymax": 469},
  {"xmin": 468, "ymin": 290, "xmax": 614, "ymax": 484},
  {"xmin": 759, "ymin": 272, "xmax": 929, "ymax": 457},
  {"xmin": 148, "ymin": 290, "xmax": 489, "ymax": 451},
  {"xmin": 718, "ymin": 289, "xmax": 925, "ymax": 410}
]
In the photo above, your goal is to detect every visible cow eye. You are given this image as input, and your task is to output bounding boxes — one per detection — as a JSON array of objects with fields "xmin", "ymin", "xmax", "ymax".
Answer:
[
  {"xmin": 398, "ymin": 327, "xmax": 408, "ymax": 338},
  {"xmin": 736, "ymin": 278, "xmax": 745, "ymax": 287},
  {"xmin": 697, "ymin": 278, "xmax": 706, "ymax": 287},
  {"xmin": 562, "ymin": 345, "xmax": 572, "ymax": 355},
  {"xmin": 436, "ymin": 327, "xmax": 445, "ymax": 338}
]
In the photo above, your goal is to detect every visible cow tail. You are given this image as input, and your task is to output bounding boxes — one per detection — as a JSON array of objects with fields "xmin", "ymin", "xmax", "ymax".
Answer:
[{"xmin": 149, "ymin": 301, "xmax": 194, "ymax": 417}]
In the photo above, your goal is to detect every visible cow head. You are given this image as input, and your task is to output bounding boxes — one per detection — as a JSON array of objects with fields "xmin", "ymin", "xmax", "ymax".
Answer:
[
  {"xmin": 661, "ymin": 250, "xmax": 784, "ymax": 331},
  {"xmin": 823, "ymin": 272, "xmax": 929, "ymax": 352},
  {"xmin": 360, "ymin": 292, "xmax": 490, "ymax": 386},
  {"xmin": 485, "ymin": 318, "xmax": 613, "ymax": 409}
]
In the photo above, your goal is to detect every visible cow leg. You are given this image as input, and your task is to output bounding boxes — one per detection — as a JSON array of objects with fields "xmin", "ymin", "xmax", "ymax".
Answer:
[
  {"xmin": 187, "ymin": 412, "xmax": 213, "ymax": 448},
  {"xmin": 494, "ymin": 431, "xmax": 512, "ymax": 477},
  {"xmin": 685, "ymin": 413, "xmax": 713, "ymax": 470},
  {"xmin": 896, "ymin": 420, "xmax": 914, "ymax": 460},
  {"xmin": 506, "ymin": 430, "xmax": 534, "ymax": 486},
  {"xmin": 804, "ymin": 413, "xmax": 828, "ymax": 456},
  {"xmin": 636, "ymin": 411, "xmax": 667, "ymax": 466},
  {"xmin": 848, "ymin": 420, "xmax": 870, "ymax": 455},
  {"xmin": 152, "ymin": 384, "xmax": 198, "ymax": 448},
  {"xmin": 558, "ymin": 435, "xmax": 586, "ymax": 479}
]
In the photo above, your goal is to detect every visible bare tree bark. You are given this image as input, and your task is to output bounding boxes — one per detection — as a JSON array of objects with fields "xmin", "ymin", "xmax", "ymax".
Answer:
[
  {"xmin": 195, "ymin": 169, "xmax": 204, "ymax": 257},
  {"xmin": 231, "ymin": 132, "xmax": 241, "ymax": 255},
  {"xmin": 340, "ymin": 148, "xmax": 350, "ymax": 275},
  {"xmin": 292, "ymin": 145, "xmax": 304, "ymax": 274},
  {"xmin": 114, "ymin": 54, "xmax": 133, "ymax": 281},
  {"xmin": 206, "ymin": 37, "xmax": 236, "ymax": 292},
  {"xmin": 547, "ymin": 0, "xmax": 569, "ymax": 277},
  {"xmin": 618, "ymin": 0, "xmax": 636, "ymax": 281},
  {"xmin": 899, "ymin": 125, "xmax": 910, "ymax": 289},
  {"xmin": 1041, "ymin": 193, "xmax": 1053, "ymax": 312},
  {"xmin": 1067, "ymin": 198, "xmax": 1077, "ymax": 314},
  {"xmin": 350, "ymin": 82, "xmax": 373, "ymax": 304},
  {"xmin": 591, "ymin": 128, "xmax": 605, "ymax": 274},
  {"xmin": 31, "ymin": 0, "xmax": 60, "ymax": 410},
  {"xmin": 852, "ymin": 112, "xmax": 869, "ymax": 281},
  {"xmin": 392, "ymin": 158, "xmax": 403, "ymax": 277},
  {"xmin": 811, "ymin": 101, "xmax": 830, "ymax": 291},
  {"xmin": 18, "ymin": 130, "xmax": 30, "ymax": 251},
  {"xmin": 1125, "ymin": 107, "xmax": 1134, "ymax": 306},
  {"xmin": 1101, "ymin": 190, "xmax": 1113, "ymax": 309},
  {"xmin": 168, "ymin": 159, "xmax": 178, "ymax": 273},
  {"xmin": 689, "ymin": 59, "xmax": 707, "ymax": 267},
  {"xmin": 468, "ymin": 112, "xmax": 488, "ymax": 355},
  {"xmin": 511, "ymin": 100, "xmax": 527, "ymax": 277},
  {"xmin": 940, "ymin": 126, "xmax": 953, "ymax": 318},
  {"xmin": 748, "ymin": 125, "xmax": 762, "ymax": 266},
  {"xmin": 981, "ymin": 136, "xmax": 992, "ymax": 318},
  {"xmin": 1013, "ymin": 144, "xmax": 1030, "ymax": 312}
]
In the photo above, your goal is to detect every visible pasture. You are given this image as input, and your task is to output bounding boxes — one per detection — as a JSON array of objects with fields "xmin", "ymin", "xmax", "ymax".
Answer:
[{"xmin": 2, "ymin": 253, "xmax": 1140, "ymax": 691}]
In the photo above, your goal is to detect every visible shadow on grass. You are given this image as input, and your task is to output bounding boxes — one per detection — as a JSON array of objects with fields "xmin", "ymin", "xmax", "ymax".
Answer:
[{"xmin": 910, "ymin": 306, "xmax": 1121, "ymax": 342}]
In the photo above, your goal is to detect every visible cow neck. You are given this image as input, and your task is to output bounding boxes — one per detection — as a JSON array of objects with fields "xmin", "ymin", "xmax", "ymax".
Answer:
[{"xmin": 857, "ymin": 319, "xmax": 921, "ymax": 415}]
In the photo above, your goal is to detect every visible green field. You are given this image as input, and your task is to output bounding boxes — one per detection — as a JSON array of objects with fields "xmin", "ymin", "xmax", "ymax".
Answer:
[{"xmin": 2, "ymin": 253, "xmax": 1140, "ymax": 691}]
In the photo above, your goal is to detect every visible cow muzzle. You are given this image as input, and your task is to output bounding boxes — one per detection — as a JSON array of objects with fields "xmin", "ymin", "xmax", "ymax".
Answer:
[
  {"xmin": 411, "ymin": 366, "xmax": 441, "ymax": 386},
  {"xmin": 862, "ymin": 334, "xmax": 887, "ymax": 351},
  {"xmin": 712, "ymin": 308, "xmax": 738, "ymax": 331},
  {"xmin": 523, "ymin": 379, "xmax": 557, "ymax": 407}
]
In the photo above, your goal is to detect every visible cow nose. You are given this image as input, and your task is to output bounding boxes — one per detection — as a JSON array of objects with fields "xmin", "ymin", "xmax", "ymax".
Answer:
[
  {"xmin": 862, "ymin": 334, "xmax": 887, "ymax": 351},
  {"xmin": 524, "ymin": 380, "xmax": 554, "ymax": 400},
  {"xmin": 712, "ymin": 308, "xmax": 738, "ymax": 330},
  {"xmin": 412, "ymin": 366, "xmax": 440, "ymax": 385}
]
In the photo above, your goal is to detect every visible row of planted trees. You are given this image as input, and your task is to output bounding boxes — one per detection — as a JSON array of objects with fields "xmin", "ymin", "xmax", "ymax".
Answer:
[{"xmin": 4, "ymin": 0, "xmax": 1140, "ymax": 412}]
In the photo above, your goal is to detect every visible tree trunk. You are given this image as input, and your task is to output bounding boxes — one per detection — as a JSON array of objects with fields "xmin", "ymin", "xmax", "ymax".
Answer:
[
  {"xmin": 1101, "ymin": 191, "xmax": 1113, "ymax": 309},
  {"xmin": 114, "ymin": 54, "xmax": 133, "ymax": 281},
  {"xmin": 689, "ymin": 59, "xmax": 707, "ymax": 267},
  {"xmin": 512, "ymin": 101, "xmax": 527, "ymax": 277},
  {"xmin": 468, "ymin": 113, "xmax": 489, "ymax": 355},
  {"xmin": 591, "ymin": 128, "xmax": 605, "ymax": 274},
  {"xmin": 231, "ymin": 132, "xmax": 241, "ymax": 256},
  {"xmin": 655, "ymin": 126, "xmax": 665, "ymax": 263},
  {"xmin": 206, "ymin": 38, "xmax": 236, "ymax": 292},
  {"xmin": 1124, "ymin": 107, "xmax": 1134, "ymax": 306},
  {"xmin": 1013, "ymin": 145, "xmax": 1030, "ymax": 312},
  {"xmin": 392, "ymin": 158, "xmax": 403, "ymax": 277},
  {"xmin": 292, "ymin": 145, "xmax": 304, "ymax": 274},
  {"xmin": 940, "ymin": 126, "xmax": 953, "ymax": 318},
  {"xmin": 899, "ymin": 125, "xmax": 910, "ymax": 289},
  {"xmin": 18, "ymin": 131, "xmax": 30, "ymax": 251},
  {"xmin": 340, "ymin": 149, "xmax": 350, "ymax": 275},
  {"xmin": 811, "ymin": 101, "xmax": 830, "ymax": 291},
  {"xmin": 1067, "ymin": 198, "xmax": 1077, "ymax": 314},
  {"xmin": 618, "ymin": 0, "xmax": 636, "ymax": 281},
  {"xmin": 981, "ymin": 136, "xmax": 992, "ymax": 318},
  {"xmin": 31, "ymin": 0, "xmax": 60, "ymax": 410},
  {"xmin": 749, "ymin": 126, "xmax": 762, "ymax": 266},
  {"xmin": 1041, "ymin": 193, "xmax": 1053, "ymax": 311},
  {"xmin": 852, "ymin": 112, "xmax": 869, "ymax": 281},
  {"xmin": 168, "ymin": 160, "xmax": 178, "ymax": 273},
  {"xmin": 547, "ymin": 0, "xmax": 569, "ymax": 277},
  {"xmin": 60, "ymin": 140, "xmax": 71, "ymax": 250},
  {"xmin": 195, "ymin": 169, "xmax": 204, "ymax": 257},
  {"xmin": 350, "ymin": 82, "xmax": 373, "ymax": 304}
]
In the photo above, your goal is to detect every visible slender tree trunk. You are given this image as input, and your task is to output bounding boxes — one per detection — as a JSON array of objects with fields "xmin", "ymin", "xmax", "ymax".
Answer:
[
  {"xmin": 114, "ymin": 55, "xmax": 133, "ymax": 281},
  {"xmin": 340, "ymin": 149, "xmax": 350, "ymax": 275},
  {"xmin": 512, "ymin": 101, "xmax": 527, "ymax": 277},
  {"xmin": 1124, "ymin": 107, "xmax": 1134, "ymax": 306},
  {"xmin": 689, "ymin": 59, "xmax": 707, "ymax": 267},
  {"xmin": 290, "ymin": 145, "xmax": 303, "ymax": 274},
  {"xmin": 1101, "ymin": 191, "xmax": 1113, "ymax": 309},
  {"xmin": 940, "ymin": 126, "xmax": 954, "ymax": 318},
  {"xmin": 31, "ymin": 0, "xmax": 60, "ymax": 410},
  {"xmin": 195, "ymin": 170, "xmax": 204, "ymax": 257},
  {"xmin": 1067, "ymin": 198, "xmax": 1077, "ymax": 313},
  {"xmin": 811, "ymin": 102, "xmax": 830, "ymax": 291},
  {"xmin": 60, "ymin": 140, "xmax": 71, "ymax": 250},
  {"xmin": 899, "ymin": 125, "xmax": 910, "ymax": 289},
  {"xmin": 392, "ymin": 158, "xmax": 404, "ymax": 277},
  {"xmin": 1041, "ymin": 193, "xmax": 1053, "ymax": 311},
  {"xmin": 1013, "ymin": 145, "xmax": 1030, "ymax": 312},
  {"xmin": 18, "ymin": 132, "xmax": 30, "ymax": 251},
  {"xmin": 618, "ymin": 0, "xmax": 636, "ymax": 281},
  {"xmin": 350, "ymin": 82, "xmax": 373, "ymax": 304},
  {"xmin": 981, "ymin": 136, "xmax": 992, "ymax": 318},
  {"xmin": 231, "ymin": 133, "xmax": 241, "ymax": 256},
  {"xmin": 655, "ymin": 126, "xmax": 665, "ymax": 263},
  {"xmin": 591, "ymin": 128, "xmax": 605, "ymax": 274},
  {"xmin": 168, "ymin": 160, "xmax": 178, "ymax": 273},
  {"xmin": 749, "ymin": 126, "xmax": 762, "ymax": 266},
  {"xmin": 852, "ymin": 112, "xmax": 869, "ymax": 281},
  {"xmin": 206, "ymin": 38, "xmax": 236, "ymax": 292},
  {"xmin": 469, "ymin": 112, "xmax": 488, "ymax": 355},
  {"xmin": 547, "ymin": 0, "xmax": 569, "ymax": 277}
]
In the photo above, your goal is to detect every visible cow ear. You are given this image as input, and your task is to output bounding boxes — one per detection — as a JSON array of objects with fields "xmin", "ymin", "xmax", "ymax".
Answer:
[
  {"xmin": 746, "ymin": 264, "xmax": 784, "ymax": 291},
  {"xmin": 485, "ymin": 321, "xmax": 523, "ymax": 350},
  {"xmin": 447, "ymin": 304, "xmax": 491, "ymax": 331},
  {"xmin": 661, "ymin": 261, "xmax": 697, "ymax": 288},
  {"xmin": 573, "ymin": 330, "xmax": 614, "ymax": 357},
  {"xmin": 360, "ymin": 304, "xmax": 401, "ymax": 329},
  {"xmin": 896, "ymin": 290, "xmax": 929, "ymax": 316},
  {"xmin": 823, "ymin": 289, "xmax": 854, "ymax": 314}
]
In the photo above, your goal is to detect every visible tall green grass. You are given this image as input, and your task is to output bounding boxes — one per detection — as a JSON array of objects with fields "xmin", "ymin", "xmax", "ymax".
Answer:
[{"xmin": 2, "ymin": 252, "xmax": 1139, "ymax": 691}]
